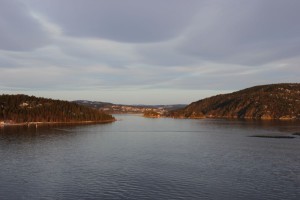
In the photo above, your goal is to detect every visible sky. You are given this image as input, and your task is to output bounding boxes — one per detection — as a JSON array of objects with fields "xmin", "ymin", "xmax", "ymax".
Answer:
[{"xmin": 0, "ymin": 0, "xmax": 299, "ymax": 105}]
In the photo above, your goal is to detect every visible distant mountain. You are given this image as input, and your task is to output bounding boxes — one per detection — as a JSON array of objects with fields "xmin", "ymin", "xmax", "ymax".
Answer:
[
  {"xmin": 167, "ymin": 83, "xmax": 300, "ymax": 120},
  {"xmin": 74, "ymin": 100, "xmax": 186, "ymax": 114},
  {"xmin": 0, "ymin": 95, "xmax": 114, "ymax": 124}
]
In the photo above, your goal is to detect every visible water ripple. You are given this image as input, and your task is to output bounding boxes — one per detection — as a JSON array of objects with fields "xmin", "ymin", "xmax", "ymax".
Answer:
[{"xmin": 0, "ymin": 115, "xmax": 299, "ymax": 199}]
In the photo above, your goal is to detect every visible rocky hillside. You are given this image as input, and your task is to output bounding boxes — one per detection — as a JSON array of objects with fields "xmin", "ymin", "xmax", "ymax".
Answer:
[{"xmin": 168, "ymin": 83, "xmax": 300, "ymax": 120}]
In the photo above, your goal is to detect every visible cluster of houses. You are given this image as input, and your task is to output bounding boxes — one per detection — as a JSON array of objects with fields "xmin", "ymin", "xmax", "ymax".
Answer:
[
  {"xmin": 0, "ymin": 120, "xmax": 14, "ymax": 126},
  {"xmin": 100, "ymin": 105, "xmax": 167, "ymax": 114}
]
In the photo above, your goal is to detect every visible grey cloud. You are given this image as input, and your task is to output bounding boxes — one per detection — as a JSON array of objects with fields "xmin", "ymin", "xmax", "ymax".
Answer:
[
  {"xmin": 26, "ymin": 0, "xmax": 202, "ymax": 43},
  {"xmin": 0, "ymin": 51, "xmax": 21, "ymax": 68},
  {"xmin": 136, "ymin": 40, "xmax": 200, "ymax": 66},
  {"xmin": 179, "ymin": 0, "xmax": 300, "ymax": 65},
  {"xmin": 159, "ymin": 67, "xmax": 297, "ymax": 91},
  {"xmin": 0, "ymin": 0, "xmax": 50, "ymax": 51},
  {"xmin": 57, "ymin": 38, "xmax": 137, "ymax": 68}
]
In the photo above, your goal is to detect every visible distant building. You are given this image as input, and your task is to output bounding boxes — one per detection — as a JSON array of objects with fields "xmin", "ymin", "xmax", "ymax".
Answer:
[{"xmin": 19, "ymin": 102, "xmax": 29, "ymax": 107}]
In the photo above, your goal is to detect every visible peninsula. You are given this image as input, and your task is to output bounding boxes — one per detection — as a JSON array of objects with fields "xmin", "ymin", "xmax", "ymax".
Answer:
[{"xmin": 0, "ymin": 94, "xmax": 115, "ymax": 126}]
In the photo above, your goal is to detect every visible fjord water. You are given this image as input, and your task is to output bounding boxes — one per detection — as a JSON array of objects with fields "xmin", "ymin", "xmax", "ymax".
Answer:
[{"xmin": 0, "ymin": 115, "xmax": 299, "ymax": 200}]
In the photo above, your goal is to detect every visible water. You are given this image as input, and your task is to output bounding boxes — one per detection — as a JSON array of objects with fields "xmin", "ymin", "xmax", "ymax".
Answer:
[{"xmin": 0, "ymin": 115, "xmax": 299, "ymax": 200}]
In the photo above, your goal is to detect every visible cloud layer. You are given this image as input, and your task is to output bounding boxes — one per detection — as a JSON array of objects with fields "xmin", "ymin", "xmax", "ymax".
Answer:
[
  {"xmin": 0, "ymin": 0, "xmax": 49, "ymax": 51},
  {"xmin": 0, "ymin": 0, "xmax": 299, "ymax": 104},
  {"xmin": 26, "ymin": 0, "xmax": 201, "ymax": 42}
]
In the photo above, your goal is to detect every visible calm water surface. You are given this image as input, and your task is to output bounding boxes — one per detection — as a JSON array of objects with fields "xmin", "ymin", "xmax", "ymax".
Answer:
[{"xmin": 0, "ymin": 115, "xmax": 299, "ymax": 200}]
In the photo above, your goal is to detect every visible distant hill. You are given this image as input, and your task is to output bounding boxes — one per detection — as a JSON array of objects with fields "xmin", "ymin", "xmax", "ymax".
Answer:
[
  {"xmin": 0, "ymin": 94, "xmax": 115, "ymax": 124},
  {"xmin": 73, "ymin": 100, "xmax": 113, "ymax": 109},
  {"xmin": 167, "ymin": 83, "xmax": 300, "ymax": 120},
  {"xmin": 74, "ymin": 100, "xmax": 186, "ymax": 114}
]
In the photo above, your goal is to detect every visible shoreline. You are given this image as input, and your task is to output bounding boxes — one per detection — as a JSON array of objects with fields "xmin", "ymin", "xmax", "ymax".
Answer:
[
  {"xmin": 0, "ymin": 119, "xmax": 116, "ymax": 127},
  {"xmin": 166, "ymin": 115, "xmax": 300, "ymax": 121}
]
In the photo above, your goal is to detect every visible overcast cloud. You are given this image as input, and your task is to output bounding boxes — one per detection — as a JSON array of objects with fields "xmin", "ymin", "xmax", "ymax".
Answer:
[{"xmin": 0, "ymin": 0, "xmax": 299, "ymax": 104}]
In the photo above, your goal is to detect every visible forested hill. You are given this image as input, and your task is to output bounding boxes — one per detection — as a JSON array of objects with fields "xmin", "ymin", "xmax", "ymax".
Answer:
[
  {"xmin": 168, "ymin": 83, "xmax": 300, "ymax": 120},
  {"xmin": 0, "ymin": 94, "xmax": 115, "ymax": 123}
]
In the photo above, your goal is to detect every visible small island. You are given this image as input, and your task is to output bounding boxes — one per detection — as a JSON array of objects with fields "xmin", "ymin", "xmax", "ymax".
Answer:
[
  {"xmin": 143, "ymin": 110, "xmax": 161, "ymax": 118},
  {"xmin": 0, "ymin": 94, "xmax": 115, "ymax": 126}
]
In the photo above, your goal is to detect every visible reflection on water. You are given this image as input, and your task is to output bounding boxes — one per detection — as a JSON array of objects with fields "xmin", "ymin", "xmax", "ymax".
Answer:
[{"xmin": 0, "ymin": 115, "xmax": 299, "ymax": 200}]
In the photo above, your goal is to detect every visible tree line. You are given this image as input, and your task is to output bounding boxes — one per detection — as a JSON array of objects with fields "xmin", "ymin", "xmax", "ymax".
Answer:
[{"xmin": 0, "ymin": 94, "xmax": 114, "ymax": 123}]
